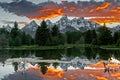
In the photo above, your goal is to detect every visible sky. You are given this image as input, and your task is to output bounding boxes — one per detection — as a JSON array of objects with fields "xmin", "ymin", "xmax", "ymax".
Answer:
[
  {"xmin": 0, "ymin": 0, "xmax": 84, "ymax": 28},
  {"xmin": 0, "ymin": 7, "xmax": 29, "ymax": 28},
  {"xmin": 0, "ymin": 0, "xmax": 120, "ymax": 28},
  {"xmin": 0, "ymin": 0, "xmax": 105, "ymax": 4}
]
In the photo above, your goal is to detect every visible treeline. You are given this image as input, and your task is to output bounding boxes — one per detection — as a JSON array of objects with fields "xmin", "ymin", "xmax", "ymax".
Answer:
[
  {"xmin": 0, "ymin": 22, "xmax": 34, "ymax": 47},
  {"xmin": 0, "ymin": 21, "xmax": 120, "ymax": 47}
]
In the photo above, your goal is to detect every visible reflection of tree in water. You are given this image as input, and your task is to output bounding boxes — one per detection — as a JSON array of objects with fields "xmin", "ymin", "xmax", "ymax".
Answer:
[
  {"xmin": 38, "ymin": 62, "xmax": 48, "ymax": 75},
  {"xmin": 35, "ymin": 50, "xmax": 64, "ymax": 59},
  {"xmin": 41, "ymin": 65, "xmax": 48, "ymax": 75},
  {"xmin": 84, "ymin": 47, "xmax": 93, "ymax": 59},
  {"xmin": 10, "ymin": 50, "xmax": 29, "ymax": 58},
  {"xmin": 67, "ymin": 47, "xmax": 120, "ymax": 61},
  {"xmin": 12, "ymin": 62, "xmax": 18, "ymax": 72},
  {"xmin": 67, "ymin": 47, "xmax": 81, "ymax": 57},
  {"xmin": 0, "ymin": 50, "xmax": 10, "ymax": 63},
  {"xmin": 53, "ymin": 62, "xmax": 59, "ymax": 69}
]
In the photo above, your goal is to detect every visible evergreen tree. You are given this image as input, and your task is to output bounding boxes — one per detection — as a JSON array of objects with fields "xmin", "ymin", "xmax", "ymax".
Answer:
[
  {"xmin": 79, "ymin": 36, "xmax": 85, "ymax": 44},
  {"xmin": 35, "ymin": 25, "xmax": 41, "ymax": 45},
  {"xmin": 51, "ymin": 25, "xmax": 59, "ymax": 37},
  {"xmin": 116, "ymin": 39, "xmax": 120, "ymax": 46},
  {"xmin": 10, "ymin": 22, "xmax": 21, "ymax": 46},
  {"xmin": 10, "ymin": 22, "xmax": 19, "ymax": 38},
  {"xmin": 35, "ymin": 20, "xmax": 51, "ymax": 46},
  {"xmin": 98, "ymin": 25, "xmax": 113, "ymax": 45},
  {"xmin": 0, "ymin": 34, "xmax": 9, "ymax": 47},
  {"xmin": 57, "ymin": 33, "xmax": 66, "ymax": 45},
  {"xmin": 91, "ymin": 38, "xmax": 98, "ymax": 45},
  {"xmin": 66, "ymin": 32, "xmax": 72, "ymax": 43},
  {"xmin": 66, "ymin": 31, "xmax": 81, "ymax": 44},
  {"xmin": 91, "ymin": 30, "xmax": 98, "ymax": 45},
  {"xmin": 21, "ymin": 31, "xmax": 33, "ymax": 45},
  {"xmin": 0, "ymin": 28, "xmax": 9, "ymax": 35},
  {"xmin": 21, "ymin": 31, "xmax": 27, "ymax": 45},
  {"xmin": 51, "ymin": 25, "xmax": 66, "ymax": 45},
  {"xmin": 26, "ymin": 34, "xmax": 33, "ymax": 45},
  {"xmin": 14, "ymin": 36, "xmax": 21, "ymax": 46},
  {"xmin": 113, "ymin": 32, "xmax": 120, "ymax": 44},
  {"xmin": 84, "ymin": 30, "xmax": 92, "ymax": 44},
  {"xmin": 91, "ymin": 30, "xmax": 97, "ymax": 39}
]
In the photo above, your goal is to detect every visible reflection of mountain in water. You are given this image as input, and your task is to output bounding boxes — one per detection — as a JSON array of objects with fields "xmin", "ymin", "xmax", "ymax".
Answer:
[
  {"xmin": 1, "ymin": 47, "xmax": 120, "ymax": 80},
  {"xmin": 2, "ymin": 70, "xmax": 44, "ymax": 80},
  {"xmin": 2, "ymin": 56, "xmax": 120, "ymax": 80}
]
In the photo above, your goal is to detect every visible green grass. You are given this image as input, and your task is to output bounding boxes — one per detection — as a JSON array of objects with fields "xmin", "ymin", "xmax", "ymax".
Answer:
[
  {"xmin": 100, "ymin": 45, "xmax": 120, "ymax": 50},
  {"xmin": 0, "ymin": 44, "xmax": 96, "ymax": 50},
  {"xmin": 3, "ymin": 44, "xmax": 115, "ymax": 50}
]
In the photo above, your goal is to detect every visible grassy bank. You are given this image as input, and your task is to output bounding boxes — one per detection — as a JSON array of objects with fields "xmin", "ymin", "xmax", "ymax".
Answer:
[
  {"xmin": 0, "ymin": 44, "xmax": 97, "ymax": 50},
  {"xmin": 2, "ymin": 44, "xmax": 120, "ymax": 50},
  {"xmin": 100, "ymin": 45, "xmax": 120, "ymax": 50}
]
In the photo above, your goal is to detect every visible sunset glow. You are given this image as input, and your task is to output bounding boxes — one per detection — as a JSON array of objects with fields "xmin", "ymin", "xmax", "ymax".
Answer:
[
  {"xmin": 26, "ymin": 61, "xmax": 120, "ymax": 80},
  {"xmin": 27, "ymin": 2, "xmax": 120, "ymax": 25},
  {"xmin": 29, "ymin": 8, "xmax": 64, "ymax": 20},
  {"xmin": 96, "ymin": 2, "xmax": 110, "ymax": 11}
]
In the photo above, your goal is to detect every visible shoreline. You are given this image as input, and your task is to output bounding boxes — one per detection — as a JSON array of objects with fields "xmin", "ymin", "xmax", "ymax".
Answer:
[
  {"xmin": 0, "ymin": 44, "xmax": 96, "ymax": 50},
  {"xmin": 1, "ymin": 44, "xmax": 120, "ymax": 50}
]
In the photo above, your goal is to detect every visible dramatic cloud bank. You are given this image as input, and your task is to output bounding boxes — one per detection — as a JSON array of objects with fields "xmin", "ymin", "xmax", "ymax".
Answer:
[{"xmin": 0, "ymin": 0, "xmax": 120, "ymax": 24}]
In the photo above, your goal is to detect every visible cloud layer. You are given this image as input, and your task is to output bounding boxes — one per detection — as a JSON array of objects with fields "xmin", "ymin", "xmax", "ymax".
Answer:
[{"xmin": 0, "ymin": 0, "xmax": 120, "ymax": 24}]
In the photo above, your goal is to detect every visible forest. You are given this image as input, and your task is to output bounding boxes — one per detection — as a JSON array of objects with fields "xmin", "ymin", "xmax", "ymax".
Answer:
[{"xmin": 0, "ymin": 20, "xmax": 120, "ymax": 47}]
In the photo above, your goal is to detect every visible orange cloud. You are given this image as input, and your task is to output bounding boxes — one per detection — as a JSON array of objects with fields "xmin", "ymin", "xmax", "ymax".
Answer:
[
  {"xmin": 111, "ymin": 7, "xmax": 120, "ymax": 13},
  {"xmin": 90, "ymin": 17, "xmax": 120, "ymax": 24},
  {"xmin": 28, "ymin": 2, "xmax": 120, "ymax": 24},
  {"xmin": 29, "ymin": 8, "xmax": 64, "ymax": 20},
  {"xmin": 96, "ymin": 2, "xmax": 110, "ymax": 10}
]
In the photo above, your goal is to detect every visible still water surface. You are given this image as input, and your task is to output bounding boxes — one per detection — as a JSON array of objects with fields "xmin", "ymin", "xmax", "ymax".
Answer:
[{"xmin": 0, "ymin": 47, "xmax": 120, "ymax": 80}]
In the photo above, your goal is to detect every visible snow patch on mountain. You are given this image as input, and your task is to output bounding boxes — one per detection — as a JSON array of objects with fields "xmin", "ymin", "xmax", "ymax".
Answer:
[
  {"xmin": 21, "ymin": 16, "xmax": 101, "ymax": 37},
  {"xmin": 22, "ymin": 20, "xmax": 38, "ymax": 38},
  {"xmin": 2, "ymin": 24, "xmax": 12, "ymax": 32},
  {"xmin": 55, "ymin": 15, "xmax": 100, "ymax": 32}
]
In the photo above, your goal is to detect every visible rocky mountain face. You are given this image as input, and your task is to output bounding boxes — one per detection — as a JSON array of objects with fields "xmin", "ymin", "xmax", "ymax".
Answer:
[
  {"xmin": 2, "ymin": 25, "xmax": 12, "ymax": 32},
  {"xmin": 21, "ymin": 16, "xmax": 101, "ymax": 37},
  {"xmin": 109, "ymin": 25, "xmax": 120, "ymax": 35},
  {"xmin": 2, "ymin": 16, "xmax": 120, "ymax": 38},
  {"xmin": 55, "ymin": 15, "xmax": 100, "ymax": 33},
  {"xmin": 22, "ymin": 20, "xmax": 38, "ymax": 38}
]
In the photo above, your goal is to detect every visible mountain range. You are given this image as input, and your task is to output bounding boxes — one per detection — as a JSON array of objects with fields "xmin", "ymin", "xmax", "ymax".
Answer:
[
  {"xmin": 2, "ymin": 16, "xmax": 120, "ymax": 38},
  {"xmin": 22, "ymin": 20, "xmax": 38, "ymax": 38},
  {"xmin": 22, "ymin": 15, "xmax": 100, "ymax": 37}
]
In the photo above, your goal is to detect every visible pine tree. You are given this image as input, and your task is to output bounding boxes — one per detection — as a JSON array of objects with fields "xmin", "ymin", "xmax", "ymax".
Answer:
[
  {"xmin": 10, "ymin": 22, "xmax": 19, "ymax": 38},
  {"xmin": 0, "ymin": 34, "xmax": 9, "ymax": 47},
  {"xmin": 35, "ymin": 20, "xmax": 51, "ymax": 46},
  {"xmin": 84, "ymin": 30, "xmax": 92, "ymax": 44},
  {"xmin": 10, "ymin": 22, "xmax": 21, "ymax": 46},
  {"xmin": 113, "ymin": 32, "xmax": 119, "ymax": 44},
  {"xmin": 98, "ymin": 25, "xmax": 113, "ymax": 45},
  {"xmin": 51, "ymin": 25, "xmax": 59, "ymax": 37}
]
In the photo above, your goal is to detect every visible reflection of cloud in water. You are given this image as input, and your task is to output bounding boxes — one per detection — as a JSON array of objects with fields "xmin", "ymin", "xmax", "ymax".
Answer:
[
  {"xmin": 2, "ymin": 70, "xmax": 44, "ymax": 80},
  {"xmin": 0, "ymin": 64, "xmax": 14, "ymax": 79},
  {"xmin": 2, "ymin": 57, "xmax": 120, "ymax": 80},
  {"xmin": 2, "ymin": 66, "xmax": 120, "ymax": 80}
]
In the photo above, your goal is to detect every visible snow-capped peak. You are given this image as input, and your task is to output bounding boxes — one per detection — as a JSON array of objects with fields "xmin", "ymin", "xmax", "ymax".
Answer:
[
  {"xmin": 22, "ymin": 16, "xmax": 101, "ymax": 37},
  {"xmin": 55, "ymin": 15, "xmax": 100, "ymax": 32},
  {"xmin": 2, "ymin": 24, "xmax": 12, "ymax": 32},
  {"xmin": 22, "ymin": 20, "xmax": 38, "ymax": 38},
  {"xmin": 28, "ymin": 20, "xmax": 38, "ymax": 27}
]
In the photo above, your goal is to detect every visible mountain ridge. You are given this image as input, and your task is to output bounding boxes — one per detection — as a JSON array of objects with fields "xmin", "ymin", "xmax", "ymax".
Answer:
[
  {"xmin": 2, "ymin": 16, "xmax": 120, "ymax": 38},
  {"xmin": 21, "ymin": 16, "xmax": 100, "ymax": 37}
]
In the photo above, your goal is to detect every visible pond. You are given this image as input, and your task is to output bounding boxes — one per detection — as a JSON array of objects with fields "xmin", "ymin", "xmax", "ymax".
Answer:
[{"xmin": 0, "ymin": 47, "xmax": 120, "ymax": 80}]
